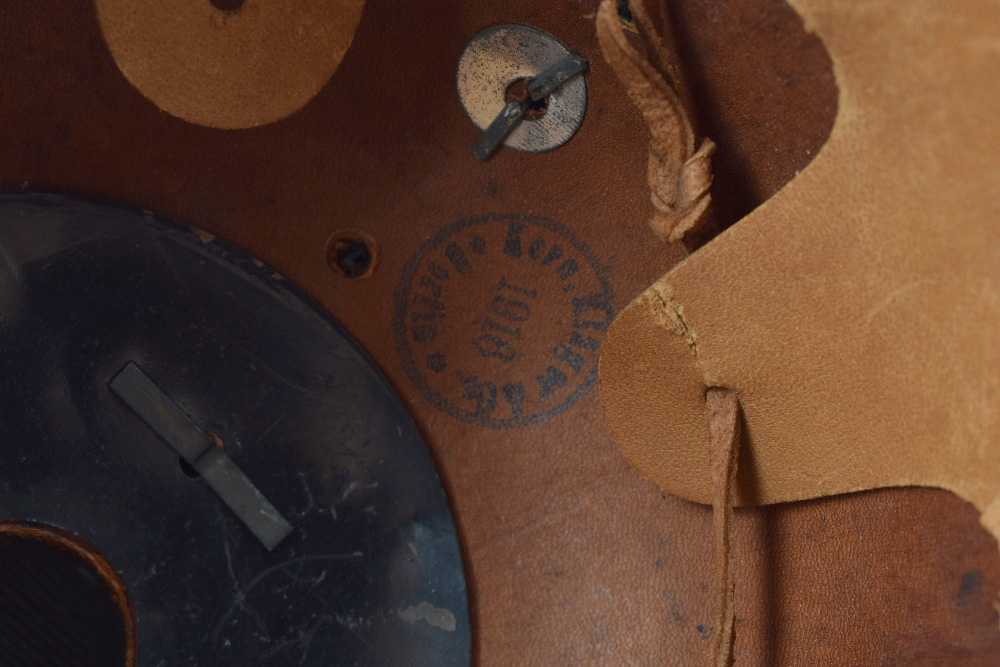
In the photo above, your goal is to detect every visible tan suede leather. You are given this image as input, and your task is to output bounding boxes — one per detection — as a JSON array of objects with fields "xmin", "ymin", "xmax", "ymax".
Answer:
[
  {"xmin": 95, "ymin": 0, "xmax": 366, "ymax": 128},
  {"xmin": 601, "ymin": 0, "xmax": 1000, "ymax": 543}
]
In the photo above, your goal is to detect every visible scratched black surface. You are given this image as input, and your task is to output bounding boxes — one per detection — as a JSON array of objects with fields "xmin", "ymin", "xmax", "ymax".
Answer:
[{"xmin": 0, "ymin": 193, "xmax": 470, "ymax": 666}]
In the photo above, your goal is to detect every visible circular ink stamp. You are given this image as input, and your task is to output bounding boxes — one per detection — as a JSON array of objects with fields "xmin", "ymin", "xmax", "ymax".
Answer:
[{"xmin": 394, "ymin": 214, "xmax": 614, "ymax": 429}]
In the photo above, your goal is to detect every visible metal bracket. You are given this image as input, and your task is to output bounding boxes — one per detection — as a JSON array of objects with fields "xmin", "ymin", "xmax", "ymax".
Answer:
[{"xmin": 110, "ymin": 362, "xmax": 293, "ymax": 550}]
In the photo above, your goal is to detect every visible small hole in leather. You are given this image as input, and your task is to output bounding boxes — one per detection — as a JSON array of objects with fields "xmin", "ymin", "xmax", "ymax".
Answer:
[{"xmin": 326, "ymin": 230, "xmax": 378, "ymax": 280}]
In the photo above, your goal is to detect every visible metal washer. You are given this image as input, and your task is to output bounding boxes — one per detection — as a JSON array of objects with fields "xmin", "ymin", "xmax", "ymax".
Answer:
[{"xmin": 456, "ymin": 25, "xmax": 587, "ymax": 153}]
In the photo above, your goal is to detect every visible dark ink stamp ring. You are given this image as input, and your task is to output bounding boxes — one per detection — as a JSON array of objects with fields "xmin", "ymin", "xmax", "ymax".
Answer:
[{"xmin": 394, "ymin": 213, "xmax": 613, "ymax": 429}]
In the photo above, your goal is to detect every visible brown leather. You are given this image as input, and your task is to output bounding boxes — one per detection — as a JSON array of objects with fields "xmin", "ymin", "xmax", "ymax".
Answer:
[
  {"xmin": 95, "ymin": 0, "xmax": 366, "ymax": 128},
  {"xmin": 595, "ymin": 0, "xmax": 715, "ymax": 242},
  {"xmin": 2, "ymin": 0, "xmax": 998, "ymax": 664},
  {"xmin": 600, "ymin": 0, "xmax": 1000, "ymax": 540},
  {"xmin": 707, "ymin": 389, "xmax": 740, "ymax": 667}
]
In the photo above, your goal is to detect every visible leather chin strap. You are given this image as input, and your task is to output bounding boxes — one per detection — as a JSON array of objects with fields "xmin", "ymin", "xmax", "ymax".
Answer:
[
  {"xmin": 595, "ymin": 0, "xmax": 714, "ymax": 243},
  {"xmin": 597, "ymin": 3, "xmax": 735, "ymax": 662},
  {"xmin": 707, "ymin": 388, "xmax": 741, "ymax": 667}
]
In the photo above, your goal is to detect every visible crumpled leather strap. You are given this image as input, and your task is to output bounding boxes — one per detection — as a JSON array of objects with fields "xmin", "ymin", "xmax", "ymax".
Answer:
[
  {"xmin": 595, "ymin": 0, "xmax": 715, "ymax": 242},
  {"xmin": 707, "ymin": 388, "xmax": 740, "ymax": 667}
]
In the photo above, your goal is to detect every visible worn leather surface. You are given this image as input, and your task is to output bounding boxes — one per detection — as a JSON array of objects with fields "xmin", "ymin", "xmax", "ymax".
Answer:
[
  {"xmin": 96, "ymin": 0, "xmax": 366, "ymax": 128},
  {"xmin": 2, "ymin": 0, "xmax": 998, "ymax": 663},
  {"xmin": 600, "ymin": 0, "xmax": 1000, "ymax": 536}
]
